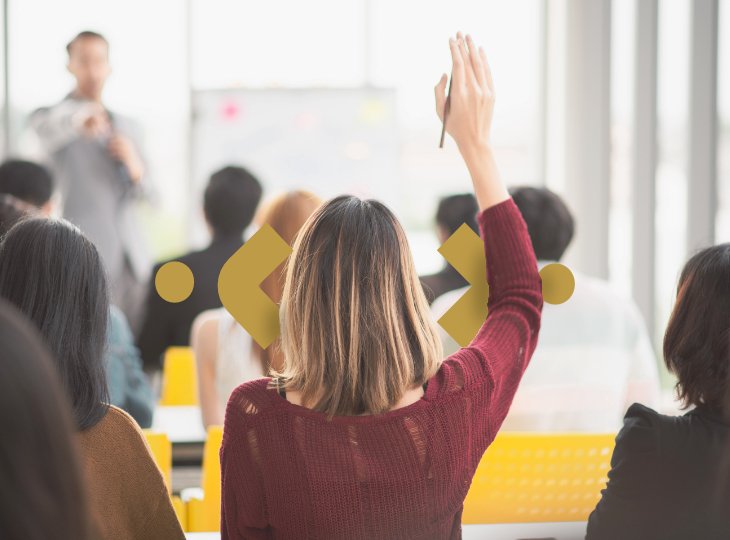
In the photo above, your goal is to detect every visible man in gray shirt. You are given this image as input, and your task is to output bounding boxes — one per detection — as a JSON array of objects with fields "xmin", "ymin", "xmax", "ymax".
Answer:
[{"xmin": 28, "ymin": 31, "xmax": 150, "ymax": 332}]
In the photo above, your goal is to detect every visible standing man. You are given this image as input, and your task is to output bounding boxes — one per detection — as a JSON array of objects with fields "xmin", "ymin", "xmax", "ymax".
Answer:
[{"xmin": 28, "ymin": 31, "xmax": 150, "ymax": 331}]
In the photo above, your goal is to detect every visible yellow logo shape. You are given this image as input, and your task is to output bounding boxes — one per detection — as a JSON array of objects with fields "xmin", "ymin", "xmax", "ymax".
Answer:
[
  {"xmin": 540, "ymin": 263, "xmax": 576, "ymax": 305},
  {"xmin": 437, "ymin": 224, "xmax": 490, "ymax": 348},
  {"xmin": 218, "ymin": 224, "xmax": 293, "ymax": 349},
  {"xmin": 154, "ymin": 221, "xmax": 576, "ymax": 349},
  {"xmin": 155, "ymin": 261, "xmax": 194, "ymax": 303},
  {"xmin": 436, "ymin": 226, "xmax": 576, "ymax": 346}
]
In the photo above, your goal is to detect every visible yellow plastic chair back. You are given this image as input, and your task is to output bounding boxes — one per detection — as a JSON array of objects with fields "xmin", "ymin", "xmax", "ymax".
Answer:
[
  {"xmin": 172, "ymin": 496, "xmax": 187, "ymax": 531},
  {"xmin": 187, "ymin": 425, "xmax": 224, "ymax": 532},
  {"xmin": 143, "ymin": 430, "xmax": 187, "ymax": 530},
  {"xmin": 462, "ymin": 432, "xmax": 615, "ymax": 524},
  {"xmin": 159, "ymin": 346, "xmax": 199, "ymax": 406},
  {"xmin": 143, "ymin": 430, "xmax": 172, "ymax": 490}
]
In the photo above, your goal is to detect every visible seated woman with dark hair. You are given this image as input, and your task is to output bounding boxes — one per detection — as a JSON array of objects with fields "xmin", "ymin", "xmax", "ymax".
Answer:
[
  {"xmin": 0, "ymin": 299, "xmax": 91, "ymax": 540},
  {"xmin": 587, "ymin": 243, "xmax": 730, "ymax": 539},
  {"xmin": 0, "ymin": 218, "xmax": 184, "ymax": 540}
]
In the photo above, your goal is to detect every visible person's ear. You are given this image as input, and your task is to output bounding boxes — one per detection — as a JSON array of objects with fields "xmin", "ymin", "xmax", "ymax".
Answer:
[
  {"xmin": 40, "ymin": 201, "xmax": 54, "ymax": 217},
  {"xmin": 436, "ymin": 225, "xmax": 450, "ymax": 245}
]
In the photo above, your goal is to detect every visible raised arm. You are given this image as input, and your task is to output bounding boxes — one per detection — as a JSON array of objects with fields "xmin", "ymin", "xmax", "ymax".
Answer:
[
  {"xmin": 431, "ymin": 35, "xmax": 542, "ymax": 439},
  {"xmin": 434, "ymin": 34, "xmax": 508, "ymax": 211}
]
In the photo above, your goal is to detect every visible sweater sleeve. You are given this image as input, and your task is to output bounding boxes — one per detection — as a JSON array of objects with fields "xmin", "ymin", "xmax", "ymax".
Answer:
[
  {"xmin": 221, "ymin": 384, "xmax": 272, "ymax": 539},
  {"xmin": 427, "ymin": 199, "xmax": 542, "ymax": 439},
  {"xmin": 586, "ymin": 403, "xmax": 662, "ymax": 540}
]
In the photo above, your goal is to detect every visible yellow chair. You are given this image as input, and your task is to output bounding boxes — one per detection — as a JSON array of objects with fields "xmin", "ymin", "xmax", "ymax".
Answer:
[
  {"xmin": 144, "ymin": 430, "xmax": 173, "ymax": 489},
  {"xmin": 159, "ymin": 346, "xmax": 199, "ymax": 406},
  {"xmin": 462, "ymin": 433, "xmax": 615, "ymax": 524},
  {"xmin": 186, "ymin": 425, "xmax": 224, "ymax": 532},
  {"xmin": 143, "ymin": 430, "xmax": 187, "ymax": 530},
  {"xmin": 172, "ymin": 497, "xmax": 187, "ymax": 531}
]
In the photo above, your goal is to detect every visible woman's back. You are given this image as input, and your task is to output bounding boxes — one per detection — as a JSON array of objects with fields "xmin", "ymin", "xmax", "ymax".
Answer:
[
  {"xmin": 221, "ymin": 36, "xmax": 543, "ymax": 539},
  {"xmin": 221, "ymin": 199, "xmax": 543, "ymax": 539},
  {"xmin": 77, "ymin": 406, "xmax": 184, "ymax": 540},
  {"xmin": 587, "ymin": 404, "xmax": 730, "ymax": 539}
]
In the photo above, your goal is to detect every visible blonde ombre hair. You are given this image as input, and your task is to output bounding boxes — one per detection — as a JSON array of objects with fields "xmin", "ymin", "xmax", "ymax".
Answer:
[{"xmin": 275, "ymin": 195, "xmax": 443, "ymax": 417}]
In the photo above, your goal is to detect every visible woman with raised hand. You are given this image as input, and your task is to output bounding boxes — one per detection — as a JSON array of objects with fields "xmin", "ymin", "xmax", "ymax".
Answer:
[
  {"xmin": 220, "ymin": 34, "xmax": 542, "ymax": 539},
  {"xmin": 0, "ymin": 219, "xmax": 184, "ymax": 540}
]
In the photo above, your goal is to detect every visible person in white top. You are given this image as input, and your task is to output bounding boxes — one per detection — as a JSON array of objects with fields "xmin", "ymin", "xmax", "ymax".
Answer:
[
  {"xmin": 191, "ymin": 191, "xmax": 322, "ymax": 428},
  {"xmin": 432, "ymin": 186, "xmax": 661, "ymax": 432}
]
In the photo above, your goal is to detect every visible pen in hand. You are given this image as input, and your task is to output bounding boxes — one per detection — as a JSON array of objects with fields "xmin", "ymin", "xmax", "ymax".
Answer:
[{"xmin": 438, "ymin": 74, "xmax": 452, "ymax": 148}]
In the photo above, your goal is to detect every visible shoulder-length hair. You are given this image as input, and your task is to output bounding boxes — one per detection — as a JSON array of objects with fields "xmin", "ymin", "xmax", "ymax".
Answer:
[
  {"xmin": 0, "ymin": 299, "xmax": 92, "ymax": 539},
  {"xmin": 275, "ymin": 195, "xmax": 443, "ymax": 417},
  {"xmin": 0, "ymin": 218, "xmax": 109, "ymax": 430},
  {"xmin": 664, "ymin": 243, "xmax": 730, "ymax": 412}
]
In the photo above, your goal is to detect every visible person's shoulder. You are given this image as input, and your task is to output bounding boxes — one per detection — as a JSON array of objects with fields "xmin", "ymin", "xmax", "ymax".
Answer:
[
  {"xmin": 101, "ymin": 405, "xmax": 147, "ymax": 435},
  {"xmin": 224, "ymin": 378, "xmax": 279, "ymax": 427},
  {"xmin": 81, "ymin": 406, "xmax": 148, "ymax": 450},
  {"xmin": 615, "ymin": 403, "xmax": 664, "ymax": 457},
  {"xmin": 98, "ymin": 406, "xmax": 165, "ymax": 466}
]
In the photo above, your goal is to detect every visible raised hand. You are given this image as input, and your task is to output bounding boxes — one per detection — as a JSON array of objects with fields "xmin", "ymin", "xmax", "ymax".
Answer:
[
  {"xmin": 435, "ymin": 33, "xmax": 507, "ymax": 211},
  {"xmin": 435, "ymin": 33, "xmax": 495, "ymax": 153}
]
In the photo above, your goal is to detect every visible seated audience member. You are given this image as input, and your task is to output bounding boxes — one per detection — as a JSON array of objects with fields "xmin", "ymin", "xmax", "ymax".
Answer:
[
  {"xmin": 107, "ymin": 305, "xmax": 154, "ymax": 427},
  {"xmin": 0, "ymin": 175, "xmax": 153, "ymax": 424},
  {"xmin": 0, "ymin": 159, "xmax": 54, "ymax": 215},
  {"xmin": 138, "ymin": 165, "xmax": 263, "ymax": 371},
  {"xmin": 0, "ymin": 219, "xmax": 184, "ymax": 540},
  {"xmin": 192, "ymin": 190, "xmax": 322, "ymax": 428},
  {"xmin": 432, "ymin": 186, "xmax": 660, "ymax": 432},
  {"xmin": 587, "ymin": 243, "xmax": 730, "ymax": 539},
  {"xmin": 220, "ymin": 35, "xmax": 543, "ymax": 539},
  {"xmin": 0, "ymin": 299, "xmax": 92, "ymax": 540},
  {"xmin": 420, "ymin": 192, "xmax": 479, "ymax": 303}
]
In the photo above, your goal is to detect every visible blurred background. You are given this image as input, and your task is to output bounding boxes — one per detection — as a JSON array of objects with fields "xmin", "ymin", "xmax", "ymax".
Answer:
[{"xmin": 0, "ymin": 0, "xmax": 727, "ymax": 384}]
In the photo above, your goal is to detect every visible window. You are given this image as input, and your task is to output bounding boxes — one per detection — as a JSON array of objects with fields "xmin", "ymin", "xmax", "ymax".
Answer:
[{"xmin": 655, "ymin": 0, "xmax": 691, "ymax": 346}]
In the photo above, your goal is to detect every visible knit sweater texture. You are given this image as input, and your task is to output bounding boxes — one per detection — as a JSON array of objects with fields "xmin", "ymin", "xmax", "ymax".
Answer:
[
  {"xmin": 220, "ymin": 199, "xmax": 543, "ymax": 539},
  {"xmin": 77, "ymin": 406, "xmax": 185, "ymax": 540}
]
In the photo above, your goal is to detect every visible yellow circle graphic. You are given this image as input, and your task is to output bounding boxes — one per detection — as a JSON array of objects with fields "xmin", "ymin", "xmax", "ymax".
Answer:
[
  {"xmin": 155, "ymin": 261, "xmax": 194, "ymax": 303},
  {"xmin": 539, "ymin": 263, "xmax": 575, "ymax": 305}
]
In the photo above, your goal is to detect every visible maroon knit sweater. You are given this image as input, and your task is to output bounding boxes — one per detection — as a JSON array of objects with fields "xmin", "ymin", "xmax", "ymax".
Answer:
[{"xmin": 220, "ymin": 199, "xmax": 543, "ymax": 539}]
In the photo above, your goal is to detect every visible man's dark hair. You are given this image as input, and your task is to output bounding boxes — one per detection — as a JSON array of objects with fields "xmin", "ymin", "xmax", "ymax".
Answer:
[
  {"xmin": 435, "ymin": 193, "xmax": 479, "ymax": 236},
  {"xmin": 0, "ymin": 218, "xmax": 109, "ymax": 431},
  {"xmin": 204, "ymin": 166, "xmax": 263, "ymax": 237},
  {"xmin": 0, "ymin": 195, "xmax": 29, "ymax": 238},
  {"xmin": 0, "ymin": 159, "xmax": 53, "ymax": 208},
  {"xmin": 66, "ymin": 30, "xmax": 108, "ymax": 56},
  {"xmin": 509, "ymin": 186, "xmax": 575, "ymax": 261},
  {"xmin": 664, "ymin": 243, "xmax": 730, "ymax": 413}
]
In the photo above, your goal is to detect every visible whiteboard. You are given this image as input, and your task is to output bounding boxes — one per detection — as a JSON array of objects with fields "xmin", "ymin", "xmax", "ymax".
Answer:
[{"xmin": 190, "ymin": 88, "xmax": 399, "ymax": 245}]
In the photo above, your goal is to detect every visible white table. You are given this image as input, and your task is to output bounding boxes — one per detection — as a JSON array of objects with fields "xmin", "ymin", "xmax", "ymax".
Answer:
[
  {"xmin": 185, "ymin": 522, "xmax": 586, "ymax": 539},
  {"xmin": 152, "ymin": 405, "xmax": 207, "ymax": 444}
]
